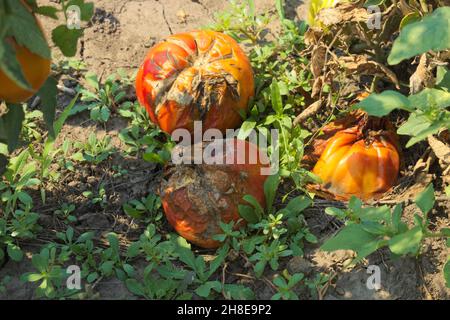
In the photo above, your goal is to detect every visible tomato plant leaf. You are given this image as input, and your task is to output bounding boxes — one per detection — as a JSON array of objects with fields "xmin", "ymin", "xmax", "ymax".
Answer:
[
  {"xmin": 404, "ymin": 121, "xmax": 444, "ymax": 148},
  {"xmin": 4, "ymin": 0, "xmax": 51, "ymax": 59},
  {"xmin": 388, "ymin": 7, "xmax": 450, "ymax": 65},
  {"xmin": 397, "ymin": 113, "xmax": 430, "ymax": 136},
  {"xmin": 51, "ymin": 25, "xmax": 83, "ymax": 57},
  {"xmin": 436, "ymin": 66, "xmax": 450, "ymax": 91},
  {"xmin": 399, "ymin": 12, "xmax": 421, "ymax": 30},
  {"xmin": 66, "ymin": 0, "xmax": 94, "ymax": 21},
  {"xmin": 35, "ymin": 6, "xmax": 59, "ymax": 19},
  {"xmin": 409, "ymin": 88, "xmax": 450, "ymax": 110},
  {"xmin": 415, "ymin": 184, "xmax": 435, "ymax": 215},
  {"xmin": 354, "ymin": 90, "xmax": 413, "ymax": 116}
]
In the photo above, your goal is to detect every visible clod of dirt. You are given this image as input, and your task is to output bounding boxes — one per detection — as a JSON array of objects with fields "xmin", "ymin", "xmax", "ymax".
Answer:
[
  {"xmin": 287, "ymin": 256, "xmax": 314, "ymax": 275},
  {"xmin": 90, "ymin": 8, "xmax": 120, "ymax": 35}
]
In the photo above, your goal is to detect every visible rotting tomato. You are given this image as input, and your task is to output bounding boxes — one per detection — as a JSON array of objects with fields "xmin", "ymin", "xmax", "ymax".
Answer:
[
  {"xmin": 307, "ymin": 112, "xmax": 401, "ymax": 201},
  {"xmin": 0, "ymin": 6, "xmax": 51, "ymax": 104},
  {"xmin": 135, "ymin": 30, "xmax": 254, "ymax": 135},
  {"xmin": 161, "ymin": 139, "xmax": 269, "ymax": 248}
]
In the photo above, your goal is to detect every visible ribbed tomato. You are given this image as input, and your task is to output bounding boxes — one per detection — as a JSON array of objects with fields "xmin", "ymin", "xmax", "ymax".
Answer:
[
  {"xmin": 161, "ymin": 139, "xmax": 269, "ymax": 248},
  {"xmin": 135, "ymin": 30, "xmax": 254, "ymax": 135},
  {"xmin": 309, "ymin": 113, "xmax": 400, "ymax": 200}
]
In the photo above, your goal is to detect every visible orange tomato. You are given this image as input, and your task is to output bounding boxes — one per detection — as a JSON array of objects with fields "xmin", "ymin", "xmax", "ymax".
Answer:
[
  {"xmin": 135, "ymin": 30, "xmax": 254, "ymax": 135},
  {"xmin": 0, "ymin": 8, "xmax": 51, "ymax": 103},
  {"xmin": 309, "ymin": 113, "xmax": 400, "ymax": 200},
  {"xmin": 161, "ymin": 139, "xmax": 268, "ymax": 248}
]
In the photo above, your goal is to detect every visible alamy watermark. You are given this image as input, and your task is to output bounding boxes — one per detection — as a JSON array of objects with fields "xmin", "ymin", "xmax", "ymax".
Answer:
[
  {"xmin": 66, "ymin": 265, "xmax": 81, "ymax": 290},
  {"xmin": 66, "ymin": 5, "xmax": 82, "ymax": 30},
  {"xmin": 366, "ymin": 265, "xmax": 381, "ymax": 291},
  {"xmin": 169, "ymin": 121, "xmax": 280, "ymax": 175},
  {"xmin": 367, "ymin": 5, "xmax": 382, "ymax": 30}
]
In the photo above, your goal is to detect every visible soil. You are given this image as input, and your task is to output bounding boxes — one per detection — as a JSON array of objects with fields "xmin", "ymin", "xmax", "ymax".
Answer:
[{"xmin": 0, "ymin": 0, "xmax": 449, "ymax": 300}]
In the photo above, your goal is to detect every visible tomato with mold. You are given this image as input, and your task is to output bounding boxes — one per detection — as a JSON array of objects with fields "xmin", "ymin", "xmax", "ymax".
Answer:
[
  {"xmin": 161, "ymin": 139, "xmax": 269, "ymax": 248},
  {"xmin": 135, "ymin": 30, "xmax": 254, "ymax": 135}
]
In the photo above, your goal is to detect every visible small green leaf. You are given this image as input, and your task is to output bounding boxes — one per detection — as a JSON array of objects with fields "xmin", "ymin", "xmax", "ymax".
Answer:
[
  {"xmin": 321, "ymin": 224, "xmax": 382, "ymax": 262},
  {"xmin": 175, "ymin": 239, "xmax": 197, "ymax": 271},
  {"xmin": 21, "ymin": 272, "xmax": 44, "ymax": 282},
  {"xmin": 264, "ymin": 174, "xmax": 280, "ymax": 211},
  {"xmin": 239, "ymin": 204, "xmax": 259, "ymax": 224},
  {"xmin": 52, "ymin": 25, "xmax": 83, "ymax": 57},
  {"xmin": 223, "ymin": 284, "xmax": 255, "ymax": 300},
  {"xmin": 125, "ymin": 278, "xmax": 145, "ymax": 296},
  {"xmin": 436, "ymin": 66, "xmax": 450, "ymax": 90},
  {"xmin": 99, "ymin": 261, "xmax": 114, "ymax": 275},
  {"xmin": 270, "ymin": 80, "xmax": 283, "ymax": 115},
  {"xmin": 358, "ymin": 206, "xmax": 390, "ymax": 222},
  {"xmin": 66, "ymin": 0, "xmax": 94, "ymax": 21},
  {"xmin": 409, "ymin": 88, "xmax": 450, "ymax": 110},
  {"xmin": 397, "ymin": 113, "xmax": 430, "ymax": 136},
  {"xmin": 415, "ymin": 184, "xmax": 435, "ymax": 215},
  {"xmin": 37, "ymin": 77, "xmax": 58, "ymax": 138},
  {"xmin": 237, "ymin": 119, "xmax": 256, "ymax": 140},
  {"xmin": 391, "ymin": 204, "xmax": 403, "ymax": 232},
  {"xmin": 195, "ymin": 281, "xmax": 222, "ymax": 298},
  {"xmin": 388, "ymin": 7, "xmax": 450, "ymax": 65},
  {"xmin": 285, "ymin": 196, "xmax": 312, "ymax": 216},
  {"xmin": 324, "ymin": 207, "xmax": 346, "ymax": 219},
  {"xmin": 364, "ymin": 0, "xmax": 385, "ymax": 7},
  {"xmin": 7, "ymin": 243, "xmax": 23, "ymax": 262},
  {"xmin": 35, "ymin": 6, "xmax": 59, "ymax": 19},
  {"xmin": 444, "ymin": 259, "xmax": 450, "ymax": 288},
  {"xmin": 0, "ymin": 104, "xmax": 25, "ymax": 152},
  {"xmin": 440, "ymin": 228, "xmax": 450, "ymax": 237},
  {"xmin": 354, "ymin": 91, "xmax": 412, "ymax": 116},
  {"xmin": 123, "ymin": 203, "xmax": 142, "ymax": 219},
  {"xmin": 405, "ymin": 122, "xmax": 443, "ymax": 148},
  {"xmin": 388, "ymin": 226, "xmax": 423, "ymax": 255},
  {"xmin": 399, "ymin": 12, "xmax": 421, "ymax": 30}
]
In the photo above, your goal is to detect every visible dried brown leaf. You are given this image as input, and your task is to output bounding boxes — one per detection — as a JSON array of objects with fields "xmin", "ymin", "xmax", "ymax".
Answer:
[
  {"xmin": 311, "ymin": 45, "xmax": 327, "ymax": 78},
  {"xmin": 338, "ymin": 55, "xmax": 400, "ymax": 88},
  {"xmin": 316, "ymin": 3, "xmax": 369, "ymax": 27},
  {"xmin": 410, "ymin": 54, "xmax": 433, "ymax": 94},
  {"xmin": 428, "ymin": 135, "xmax": 450, "ymax": 165},
  {"xmin": 294, "ymin": 100, "xmax": 322, "ymax": 127},
  {"xmin": 311, "ymin": 76, "xmax": 324, "ymax": 98}
]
